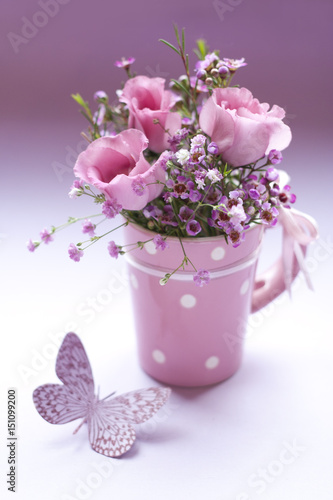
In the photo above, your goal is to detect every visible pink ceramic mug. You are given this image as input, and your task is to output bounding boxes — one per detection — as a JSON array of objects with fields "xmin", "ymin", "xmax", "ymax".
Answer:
[{"xmin": 124, "ymin": 209, "xmax": 317, "ymax": 387}]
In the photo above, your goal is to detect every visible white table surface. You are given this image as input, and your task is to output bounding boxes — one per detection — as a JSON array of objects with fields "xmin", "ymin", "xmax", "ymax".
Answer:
[{"xmin": 1, "ymin": 123, "xmax": 332, "ymax": 500}]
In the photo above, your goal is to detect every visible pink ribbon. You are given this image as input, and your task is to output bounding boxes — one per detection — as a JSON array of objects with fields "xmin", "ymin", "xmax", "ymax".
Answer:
[{"xmin": 279, "ymin": 207, "xmax": 319, "ymax": 294}]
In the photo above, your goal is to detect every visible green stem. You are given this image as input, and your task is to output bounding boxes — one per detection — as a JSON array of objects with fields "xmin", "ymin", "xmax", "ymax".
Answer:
[{"xmin": 80, "ymin": 221, "xmax": 128, "ymax": 250}]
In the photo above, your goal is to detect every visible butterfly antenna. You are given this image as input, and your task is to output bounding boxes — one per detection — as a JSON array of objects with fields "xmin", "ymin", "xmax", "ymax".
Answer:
[
  {"xmin": 73, "ymin": 418, "xmax": 87, "ymax": 435},
  {"xmin": 102, "ymin": 391, "xmax": 116, "ymax": 401}
]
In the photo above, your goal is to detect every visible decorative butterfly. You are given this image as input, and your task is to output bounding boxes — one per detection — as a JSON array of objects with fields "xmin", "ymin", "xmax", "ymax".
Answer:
[{"xmin": 33, "ymin": 332, "xmax": 171, "ymax": 457}]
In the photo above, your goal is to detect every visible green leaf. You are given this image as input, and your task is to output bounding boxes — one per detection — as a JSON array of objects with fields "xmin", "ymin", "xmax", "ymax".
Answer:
[
  {"xmin": 181, "ymin": 27, "xmax": 185, "ymax": 52},
  {"xmin": 80, "ymin": 110, "xmax": 94, "ymax": 125},
  {"xmin": 195, "ymin": 39, "xmax": 208, "ymax": 60},
  {"xmin": 173, "ymin": 23, "xmax": 181, "ymax": 47},
  {"xmin": 71, "ymin": 93, "xmax": 90, "ymax": 112},
  {"xmin": 159, "ymin": 39, "xmax": 181, "ymax": 56},
  {"xmin": 185, "ymin": 53, "xmax": 189, "ymax": 74},
  {"xmin": 171, "ymin": 79, "xmax": 191, "ymax": 97}
]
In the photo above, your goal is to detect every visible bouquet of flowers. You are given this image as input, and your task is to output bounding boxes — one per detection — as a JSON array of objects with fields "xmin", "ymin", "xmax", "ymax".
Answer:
[{"xmin": 28, "ymin": 27, "xmax": 296, "ymax": 286}]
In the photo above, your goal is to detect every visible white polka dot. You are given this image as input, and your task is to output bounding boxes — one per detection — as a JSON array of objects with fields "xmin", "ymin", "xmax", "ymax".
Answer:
[
  {"xmin": 180, "ymin": 294, "xmax": 197, "ymax": 308},
  {"xmin": 205, "ymin": 356, "xmax": 220, "ymax": 369},
  {"xmin": 152, "ymin": 350, "xmax": 166, "ymax": 364},
  {"xmin": 211, "ymin": 246, "xmax": 226, "ymax": 261},
  {"xmin": 130, "ymin": 273, "xmax": 138, "ymax": 289},
  {"xmin": 145, "ymin": 241, "xmax": 157, "ymax": 255},
  {"xmin": 240, "ymin": 279, "xmax": 250, "ymax": 295}
]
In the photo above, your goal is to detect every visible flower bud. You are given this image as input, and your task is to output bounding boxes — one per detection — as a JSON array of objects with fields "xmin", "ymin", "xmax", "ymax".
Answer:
[
  {"xmin": 196, "ymin": 69, "xmax": 207, "ymax": 80},
  {"xmin": 218, "ymin": 65, "xmax": 229, "ymax": 78}
]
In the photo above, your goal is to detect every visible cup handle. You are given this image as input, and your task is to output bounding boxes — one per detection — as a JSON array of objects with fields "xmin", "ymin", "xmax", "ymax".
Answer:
[{"xmin": 251, "ymin": 209, "xmax": 318, "ymax": 313}]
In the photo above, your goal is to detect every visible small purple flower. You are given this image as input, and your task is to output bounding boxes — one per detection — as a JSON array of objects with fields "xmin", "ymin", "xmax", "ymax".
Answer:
[
  {"xmin": 179, "ymin": 206, "xmax": 194, "ymax": 222},
  {"xmin": 143, "ymin": 205, "xmax": 163, "ymax": 219},
  {"xmin": 27, "ymin": 239, "xmax": 38, "ymax": 252},
  {"xmin": 229, "ymin": 204, "xmax": 247, "ymax": 226},
  {"xmin": 207, "ymin": 142, "xmax": 219, "ymax": 155},
  {"xmin": 168, "ymin": 175, "xmax": 190, "ymax": 200},
  {"xmin": 167, "ymin": 128, "xmax": 190, "ymax": 152},
  {"xmin": 278, "ymin": 185, "xmax": 296, "ymax": 208},
  {"xmin": 249, "ymin": 188, "xmax": 260, "ymax": 200},
  {"xmin": 131, "ymin": 176, "xmax": 146, "ymax": 197},
  {"xmin": 191, "ymin": 134, "xmax": 206, "ymax": 149},
  {"xmin": 68, "ymin": 243, "xmax": 84, "ymax": 262},
  {"xmin": 189, "ymin": 188, "xmax": 202, "ymax": 203},
  {"xmin": 196, "ymin": 68, "xmax": 207, "ymax": 80},
  {"xmin": 102, "ymin": 199, "xmax": 122, "ymax": 219},
  {"xmin": 40, "ymin": 228, "xmax": 53, "ymax": 244},
  {"xmin": 186, "ymin": 219, "xmax": 202, "ymax": 236},
  {"xmin": 94, "ymin": 90, "xmax": 108, "ymax": 101},
  {"xmin": 153, "ymin": 234, "xmax": 169, "ymax": 251},
  {"xmin": 205, "ymin": 186, "xmax": 222, "ymax": 205},
  {"xmin": 114, "ymin": 57, "xmax": 135, "ymax": 69},
  {"xmin": 206, "ymin": 168, "xmax": 223, "ymax": 184},
  {"xmin": 265, "ymin": 167, "xmax": 279, "ymax": 182},
  {"xmin": 195, "ymin": 53, "xmax": 219, "ymax": 71},
  {"xmin": 193, "ymin": 269, "xmax": 211, "ymax": 287},
  {"xmin": 190, "ymin": 146, "xmax": 206, "ymax": 166},
  {"xmin": 93, "ymin": 105, "xmax": 106, "ymax": 126},
  {"xmin": 260, "ymin": 202, "xmax": 279, "ymax": 226},
  {"xmin": 190, "ymin": 77, "xmax": 208, "ymax": 93},
  {"xmin": 175, "ymin": 148, "xmax": 190, "ymax": 166},
  {"xmin": 218, "ymin": 65, "xmax": 230, "ymax": 78},
  {"xmin": 268, "ymin": 149, "xmax": 283, "ymax": 165},
  {"xmin": 68, "ymin": 179, "xmax": 84, "ymax": 198},
  {"xmin": 194, "ymin": 170, "xmax": 206, "ymax": 190},
  {"xmin": 82, "ymin": 219, "xmax": 96, "ymax": 237},
  {"xmin": 222, "ymin": 57, "xmax": 247, "ymax": 71},
  {"xmin": 225, "ymin": 227, "xmax": 245, "ymax": 248},
  {"xmin": 107, "ymin": 241, "xmax": 120, "ymax": 259}
]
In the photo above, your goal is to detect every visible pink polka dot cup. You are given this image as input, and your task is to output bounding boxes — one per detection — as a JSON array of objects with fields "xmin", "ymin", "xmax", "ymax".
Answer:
[{"xmin": 124, "ymin": 211, "xmax": 316, "ymax": 387}]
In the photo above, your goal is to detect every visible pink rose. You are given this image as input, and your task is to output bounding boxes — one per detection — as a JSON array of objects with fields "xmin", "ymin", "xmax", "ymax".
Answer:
[
  {"xmin": 119, "ymin": 76, "xmax": 182, "ymax": 153},
  {"xmin": 73, "ymin": 129, "xmax": 165, "ymax": 210},
  {"xmin": 199, "ymin": 87, "xmax": 292, "ymax": 167}
]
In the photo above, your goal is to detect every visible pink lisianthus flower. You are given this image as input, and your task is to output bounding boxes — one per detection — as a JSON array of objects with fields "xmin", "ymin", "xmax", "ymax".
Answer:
[
  {"xmin": 119, "ymin": 76, "xmax": 182, "ymax": 153},
  {"xmin": 73, "ymin": 129, "xmax": 165, "ymax": 211},
  {"xmin": 199, "ymin": 87, "xmax": 292, "ymax": 167}
]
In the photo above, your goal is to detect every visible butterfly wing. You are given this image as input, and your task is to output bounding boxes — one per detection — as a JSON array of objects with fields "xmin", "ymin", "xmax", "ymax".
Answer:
[
  {"xmin": 88, "ymin": 402, "xmax": 136, "ymax": 457},
  {"xmin": 33, "ymin": 383, "xmax": 89, "ymax": 424},
  {"xmin": 55, "ymin": 332, "xmax": 95, "ymax": 400},
  {"xmin": 33, "ymin": 332, "xmax": 95, "ymax": 425},
  {"xmin": 87, "ymin": 387, "xmax": 171, "ymax": 457},
  {"xmin": 103, "ymin": 387, "xmax": 172, "ymax": 424}
]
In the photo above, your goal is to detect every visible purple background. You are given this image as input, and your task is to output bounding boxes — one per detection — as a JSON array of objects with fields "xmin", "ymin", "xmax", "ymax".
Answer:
[{"xmin": 2, "ymin": 0, "xmax": 332, "ymax": 125}]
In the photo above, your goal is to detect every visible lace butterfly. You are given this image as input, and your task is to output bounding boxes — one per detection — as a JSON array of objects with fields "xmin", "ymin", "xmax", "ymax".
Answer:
[{"xmin": 33, "ymin": 332, "xmax": 171, "ymax": 457}]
